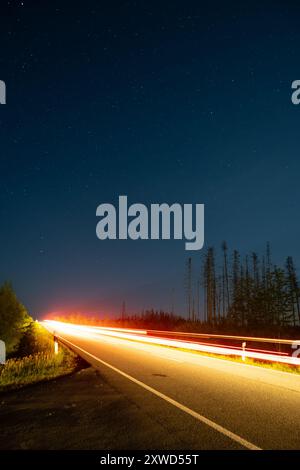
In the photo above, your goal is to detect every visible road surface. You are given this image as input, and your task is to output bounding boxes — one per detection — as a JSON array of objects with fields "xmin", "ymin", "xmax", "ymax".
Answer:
[{"xmin": 44, "ymin": 322, "xmax": 300, "ymax": 450}]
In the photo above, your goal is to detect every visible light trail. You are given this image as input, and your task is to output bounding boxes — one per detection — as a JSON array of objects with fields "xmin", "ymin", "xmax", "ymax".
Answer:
[{"xmin": 44, "ymin": 320, "xmax": 300, "ymax": 366}]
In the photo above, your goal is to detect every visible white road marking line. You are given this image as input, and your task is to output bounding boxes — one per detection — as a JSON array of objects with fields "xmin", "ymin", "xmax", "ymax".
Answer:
[{"xmin": 58, "ymin": 334, "xmax": 262, "ymax": 451}]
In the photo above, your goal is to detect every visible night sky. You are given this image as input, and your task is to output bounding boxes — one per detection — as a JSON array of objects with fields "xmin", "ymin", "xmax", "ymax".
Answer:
[{"xmin": 1, "ymin": 1, "xmax": 300, "ymax": 318}]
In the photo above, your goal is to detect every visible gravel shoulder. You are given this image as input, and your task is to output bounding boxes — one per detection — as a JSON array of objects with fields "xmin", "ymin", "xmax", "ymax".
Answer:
[{"xmin": 0, "ymin": 366, "xmax": 183, "ymax": 450}]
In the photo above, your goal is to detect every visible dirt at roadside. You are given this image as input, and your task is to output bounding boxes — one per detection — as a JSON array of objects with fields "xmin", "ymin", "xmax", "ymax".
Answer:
[{"xmin": 0, "ymin": 367, "xmax": 153, "ymax": 450}]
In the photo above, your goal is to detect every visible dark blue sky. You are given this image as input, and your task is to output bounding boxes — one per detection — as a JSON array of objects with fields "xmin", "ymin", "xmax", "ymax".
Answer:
[{"xmin": 0, "ymin": 1, "xmax": 300, "ymax": 318}]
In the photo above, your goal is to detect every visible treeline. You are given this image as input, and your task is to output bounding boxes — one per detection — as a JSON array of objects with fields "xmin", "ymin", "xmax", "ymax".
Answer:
[
  {"xmin": 48, "ymin": 242, "xmax": 300, "ymax": 337},
  {"xmin": 109, "ymin": 310, "xmax": 184, "ymax": 330},
  {"xmin": 0, "ymin": 282, "xmax": 31, "ymax": 355},
  {"xmin": 0, "ymin": 282, "xmax": 52, "ymax": 358},
  {"xmin": 186, "ymin": 242, "xmax": 300, "ymax": 331},
  {"xmin": 50, "ymin": 310, "xmax": 183, "ymax": 331}
]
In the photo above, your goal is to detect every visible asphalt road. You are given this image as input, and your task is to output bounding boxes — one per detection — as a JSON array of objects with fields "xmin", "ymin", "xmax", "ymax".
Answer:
[{"xmin": 44, "ymin": 324, "xmax": 300, "ymax": 450}]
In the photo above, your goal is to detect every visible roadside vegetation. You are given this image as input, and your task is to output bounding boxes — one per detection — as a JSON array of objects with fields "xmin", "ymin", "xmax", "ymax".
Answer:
[
  {"xmin": 0, "ymin": 349, "xmax": 78, "ymax": 392},
  {"xmin": 0, "ymin": 283, "xmax": 79, "ymax": 393}
]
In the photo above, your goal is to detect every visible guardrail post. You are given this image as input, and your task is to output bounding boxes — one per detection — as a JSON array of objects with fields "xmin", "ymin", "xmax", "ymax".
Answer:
[
  {"xmin": 54, "ymin": 333, "xmax": 59, "ymax": 355},
  {"xmin": 242, "ymin": 341, "xmax": 246, "ymax": 361}
]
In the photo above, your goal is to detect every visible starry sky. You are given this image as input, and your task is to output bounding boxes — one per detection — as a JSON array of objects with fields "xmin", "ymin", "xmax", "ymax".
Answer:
[{"xmin": 0, "ymin": 1, "xmax": 300, "ymax": 319}]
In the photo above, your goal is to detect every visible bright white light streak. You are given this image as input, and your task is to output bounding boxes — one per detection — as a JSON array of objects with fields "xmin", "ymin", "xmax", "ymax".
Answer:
[{"xmin": 44, "ymin": 320, "xmax": 300, "ymax": 366}]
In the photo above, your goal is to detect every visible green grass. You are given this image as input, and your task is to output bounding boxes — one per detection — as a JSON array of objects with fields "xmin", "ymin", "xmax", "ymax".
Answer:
[
  {"xmin": 0, "ymin": 323, "xmax": 79, "ymax": 392},
  {"xmin": 0, "ymin": 349, "xmax": 78, "ymax": 392}
]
